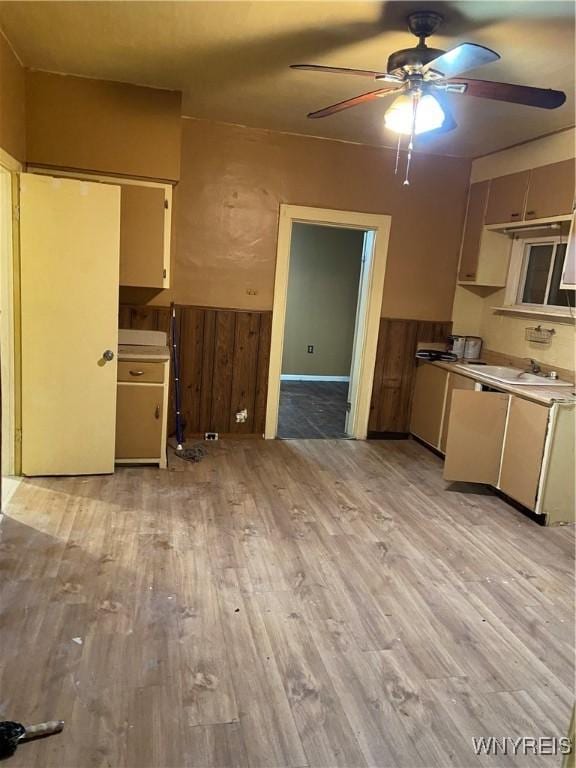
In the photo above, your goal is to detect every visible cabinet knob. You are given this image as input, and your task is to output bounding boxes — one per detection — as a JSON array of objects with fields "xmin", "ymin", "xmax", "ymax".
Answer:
[
  {"xmin": 510, "ymin": 212, "xmax": 520, "ymax": 218},
  {"xmin": 526, "ymin": 210, "xmax": 536, "ymax": 217},
  {"xmin": 155, "ymin": 405, "xmax": 160, "ymax": 419},
  {"xmin": 130, "ymin": 370, "xmax": 145, "ymax": 376},
  {"xmin": 102, "ymin": 349, "xmax": 114, "ymax": 362}
]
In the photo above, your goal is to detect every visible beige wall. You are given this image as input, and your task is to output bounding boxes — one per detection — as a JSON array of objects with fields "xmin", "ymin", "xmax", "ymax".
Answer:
[
  {"xmin": 157, "ymin": 117, "xmax": 470, "ymax": 318},
  {"xmin": 26, "ymin": 71, "xmax": 182, "ymax": 181},
  {"xmin": 282, "ymin": 223, "xmax": 363, "ymax": 377},
  {"xmin": 452, "ymin": 128, "xmax": 575, "ymax": 372},
  {"xmin": 0, "ymin": 31, "xmax": 25, "ymax": 161}
]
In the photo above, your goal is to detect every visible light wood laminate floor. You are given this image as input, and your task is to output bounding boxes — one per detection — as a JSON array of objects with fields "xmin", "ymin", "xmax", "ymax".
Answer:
[{"xmin": 0, "ymin": 439, "xmax": 573, "ymax": 768}]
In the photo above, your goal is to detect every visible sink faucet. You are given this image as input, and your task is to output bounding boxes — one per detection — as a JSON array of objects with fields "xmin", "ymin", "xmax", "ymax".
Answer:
[{"xmin": 525, "ymin": 358, "xmax": 542, "ymax": 374}]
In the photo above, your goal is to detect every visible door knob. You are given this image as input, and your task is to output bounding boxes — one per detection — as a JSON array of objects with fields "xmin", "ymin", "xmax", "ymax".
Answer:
[{"xmin": 102, "ymin": 349, "xmax": 114, "ymax": 362}]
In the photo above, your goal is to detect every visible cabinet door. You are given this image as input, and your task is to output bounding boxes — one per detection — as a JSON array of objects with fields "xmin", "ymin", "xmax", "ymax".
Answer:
[
  {"xmin": 439, "ymin": 373, "xmax": 477, "ymax": 453},
  {"xmin": 410, "ymin": 364, "xmax": 448, "ymax": 448},
  {"xmin": 116, "ymin": 384, "xmax": 164, "ymax": 459},
  {"xmin": 119, "ymin": 185, "xmax": 167, "ymax": 288},
  {"xmin": 485, "ymin": 171, "xmax": 530, "ymax": 224},
  {"xmin": 560, "ymin": 211, "xmax": 576, "ymax": 289},
  {"xmin": 525, "ymin": 160, "xmax": 575, "ymax": 220},
  {"xmin": 498, "ymin": 397, "xmax": 549, "ymax": 510},
  {"xmin": 458, "ymin": 181, "xmax": 490, "ymax": 281},
  {"xmin": 443, "ymin": 391, "xmax": 509, "ymax": 484}
]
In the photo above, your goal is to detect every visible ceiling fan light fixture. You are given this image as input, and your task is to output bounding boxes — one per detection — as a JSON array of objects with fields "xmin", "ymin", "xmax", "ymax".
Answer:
[{"xmin": 384, "ymin": 92, "xmax": 445, "ymax": 135}]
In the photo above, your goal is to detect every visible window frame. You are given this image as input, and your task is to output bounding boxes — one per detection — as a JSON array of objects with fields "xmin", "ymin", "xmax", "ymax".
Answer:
[{"xmin": 504, "ymin": 233, "xmax": 575, "ymax": 318}]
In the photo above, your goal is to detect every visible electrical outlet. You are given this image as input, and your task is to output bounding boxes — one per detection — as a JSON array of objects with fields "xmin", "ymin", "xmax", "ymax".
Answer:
[
  {"xmin": 204, "ymin": 432, "xmax": 219, "ymax": 440},
  {"xmin": 307, "ymin": 345, "xmax": 314, "ymax": 354},
  {"xmin": 235, "ymin": 409, "xmax": 248, "ymax": 423},
  {"xmin": 246, "ymin": 288, "xmax": 258, "ymax": 295}
]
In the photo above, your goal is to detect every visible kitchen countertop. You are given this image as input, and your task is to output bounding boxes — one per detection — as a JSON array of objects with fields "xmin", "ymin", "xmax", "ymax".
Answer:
[
  {"xmin": 424, "ymin": 360, "xmax": 576, "ymax": 406},
  {"xmin": 118, "ymin": 344, "xmax": 170, "ymax": 362}
]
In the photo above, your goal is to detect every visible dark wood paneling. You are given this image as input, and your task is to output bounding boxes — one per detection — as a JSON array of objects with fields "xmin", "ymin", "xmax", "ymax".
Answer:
[
  {"xmin": 368, "ymin": 318, "xmax": 452, "ymax": 435},
  {"xmin": 253, "ymin": 312, "xmax": 272, "ymax": 434},
  {"xmin": 200, "ymin": 310, "xmax": 217, "ymax": 431},
  {"xmin": 211, "ymin": 311, "xmax": 237, "ymax": 433},
  {"xmin": 120, "ymin": 304, "xmax": 272, "ymax": 437},
  {"xmin": 229, "ymin": 313, "xmax": 261, "ymax": 433},
  {"xmin": 179, "ymin": 308, "xmax": 204, "ymax": 435},
  {"xmin": 120, "ymin": 306, "xmax": 448, "ymax": 439}
]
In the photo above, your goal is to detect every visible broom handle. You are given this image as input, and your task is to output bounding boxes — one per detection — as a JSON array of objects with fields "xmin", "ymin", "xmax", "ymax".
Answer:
[{"xmin": 21, "ymin": 720, "xmax": 64, "ymax": 742}]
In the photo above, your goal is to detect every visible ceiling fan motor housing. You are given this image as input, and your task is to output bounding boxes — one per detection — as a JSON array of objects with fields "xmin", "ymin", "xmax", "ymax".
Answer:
[
  {"xmin": 386, "ymin": 45, "xmax": 446, "ymax": 76},
  {"xmin": 406, "ymin": 11, "xmax": 444, "ymax": 39},
  {"xmin": 387, "ymin": 10, "xmax": 446, "ymax": 76}
]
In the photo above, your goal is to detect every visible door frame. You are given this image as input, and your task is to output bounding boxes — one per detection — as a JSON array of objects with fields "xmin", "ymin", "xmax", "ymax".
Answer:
[
  {"xmin": 0, "ymin": 149, "xmax": 22, "ymax": 479},
  {"xmin": 265, "ymin": 204, "xmax": 391, "ymax": 440}
]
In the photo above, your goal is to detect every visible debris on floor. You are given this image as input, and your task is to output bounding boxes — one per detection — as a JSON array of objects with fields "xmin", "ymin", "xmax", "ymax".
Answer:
[{"xmin": 170, "ymin": 442, "xmax": 207, "ymax": 463}]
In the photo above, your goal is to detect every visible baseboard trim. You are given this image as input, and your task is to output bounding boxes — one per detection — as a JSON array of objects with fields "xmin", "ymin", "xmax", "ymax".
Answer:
[
  {"xmin": 367, "ymin": 431, "xmax": 410, "ymax": 440},
  {"xmin": 281, "ymin": 375, "xmax": 350, "ymax": 382}
]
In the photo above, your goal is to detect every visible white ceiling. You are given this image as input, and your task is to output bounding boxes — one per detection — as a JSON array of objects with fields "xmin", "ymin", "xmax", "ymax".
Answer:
[{"xmin": 1, "ymin": 1, "xmax": 574, "ymax": 157}]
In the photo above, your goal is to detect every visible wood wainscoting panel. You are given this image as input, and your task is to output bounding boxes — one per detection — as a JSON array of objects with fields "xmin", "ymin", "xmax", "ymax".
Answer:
[
  {"xmin": 119, "ymin": 305, "xmax": 272, "ymax": 437},
  {"xmin": 368, "ymin": 318, "xmax": 452, "ymax": 436}
]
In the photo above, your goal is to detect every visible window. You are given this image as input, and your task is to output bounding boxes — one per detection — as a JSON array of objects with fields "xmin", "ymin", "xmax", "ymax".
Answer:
[{"xmin": 515, "ymin": 237, "xmax": 575, "ymax": 312}]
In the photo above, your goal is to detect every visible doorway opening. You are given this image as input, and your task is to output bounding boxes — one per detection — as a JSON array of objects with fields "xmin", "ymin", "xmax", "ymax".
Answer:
[
  {"xmin": 266, "ymin": 205, "xmax": 391, "ymax": 440},
  {"xmin": 278, "ymin": 223, "xmax": 366, "ymax": 438}
]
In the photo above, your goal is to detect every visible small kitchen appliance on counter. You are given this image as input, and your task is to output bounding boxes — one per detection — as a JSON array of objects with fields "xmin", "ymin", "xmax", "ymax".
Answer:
[
  {"xmin": 447, "ymin": 335, "xmax": 466, "ymax": 359},
  {"xmin": 463, "ymin": 336, "xmax": 483, "ymax": 360},
  {"xmin": 448, "ymin": 334, "xmax": 483, "ymax": 360}
]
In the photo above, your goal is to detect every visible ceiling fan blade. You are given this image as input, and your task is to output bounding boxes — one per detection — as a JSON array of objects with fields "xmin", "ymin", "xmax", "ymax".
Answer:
[
  {"xmin": 290, "ymin": 64, "xmax": 401, "ymax": 83},
  {"xmin": 307, "ymin": 86, "xmax": 403, "ymax": 119},
  {"xmin": 446, "ymin": 78, "xmax": 566, "ymax": 109},
  {"xmin": 423, "ymin": 42, "xmax": 500, "ymax": 79}
]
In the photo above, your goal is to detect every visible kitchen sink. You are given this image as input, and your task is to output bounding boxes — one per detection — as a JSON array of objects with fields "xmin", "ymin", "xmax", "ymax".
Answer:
[{"xmin": 456, "ymin": 364, "xmax": 573, "ymax": 387}]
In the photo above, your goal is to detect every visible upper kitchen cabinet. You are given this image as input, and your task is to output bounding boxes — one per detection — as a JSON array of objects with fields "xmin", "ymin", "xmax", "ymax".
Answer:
[
  {"xmin": 119, "ymin": 183, "xmax": 172, "ymax": 289},
  {"xmin": 484, "ymin": 170, "xmax": 530, "ymax": 224},
  {"xmin": 524, "ymin": 160, "xmax": 575, "ymax": 221},
  {"xmin": 458, "ymin": 179, "xmax": 511, "ymax": 287},
  {"xmin": 458, "ymin": 181, "xmax": 490, "ymax": 282}
]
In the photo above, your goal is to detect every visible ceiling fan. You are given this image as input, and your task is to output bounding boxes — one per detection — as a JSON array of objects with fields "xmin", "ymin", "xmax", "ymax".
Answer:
[{"xmin": 290, "ymin": 10, "xmax": 566, "ymax": 161}]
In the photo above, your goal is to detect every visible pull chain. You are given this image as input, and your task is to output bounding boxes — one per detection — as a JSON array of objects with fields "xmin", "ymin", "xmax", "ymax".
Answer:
[
  {"xmin": 403, "ymin": 91, "xmax": 420, "ymax": 186},
  {"xmin": 394, "ymin": 133, "xmax": 402, "ymax": 175}
]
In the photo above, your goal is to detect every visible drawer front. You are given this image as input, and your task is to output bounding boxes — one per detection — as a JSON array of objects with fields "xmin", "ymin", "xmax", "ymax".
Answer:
[{"xmin": 118, "ymin": 360, "xmax": 165, "ymax": 383}]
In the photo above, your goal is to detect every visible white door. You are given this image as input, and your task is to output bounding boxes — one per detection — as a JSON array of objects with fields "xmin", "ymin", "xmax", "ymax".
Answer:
[
  {"xmin": 20, "ymin": 173, "xmax": 120, "ymax": 475},
  {"xmin": 345, "ymin": 230, "xmax": 374, "ymax": 436}
]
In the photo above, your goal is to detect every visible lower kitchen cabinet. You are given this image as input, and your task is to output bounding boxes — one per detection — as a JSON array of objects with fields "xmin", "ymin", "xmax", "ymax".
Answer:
[
  {"xmin": 442, "ymin": 390, "xmax": 551, "ymax": 513},
  {"xmin": 410, "ymin": 364, "xmax": 477, "ymax": 452},
  {"xmin": 410, "ymin": 364, "xmax": 448, "ymax": 447},
  {"xmin": 443, "ymin": 391, "xmax": 509, "ymax": 484},
  {"xmin": 439, "ymin": 373, "xmax": 476, "ymax": 453},
  {"xmin": 115, "ymin": 353, "xmax": 169, "ymax": 468},
  {"xmin": 116, "ymin": 385, "xmax": 164, "ymax": 461},
  {"xmin": 410, "ymin": 362, "xmax": 574, "ymax": 524},
  {"xmin": 498, "ymin": 397, "xmax": 549, "ymax": 509}
]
